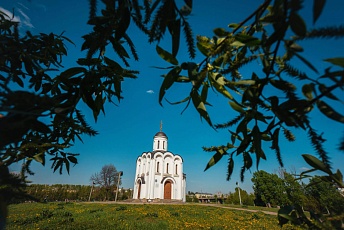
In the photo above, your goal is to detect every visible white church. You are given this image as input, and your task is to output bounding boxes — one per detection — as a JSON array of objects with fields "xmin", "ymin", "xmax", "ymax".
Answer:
[{"xmin": 133, "ymin": 124, "xmax": 186, "ymax": 202}]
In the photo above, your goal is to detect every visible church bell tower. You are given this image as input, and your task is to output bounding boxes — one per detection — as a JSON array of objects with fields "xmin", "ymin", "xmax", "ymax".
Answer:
[{"xmin": 153, "ymin": 121, "xmax": 168, "ymax": 151}]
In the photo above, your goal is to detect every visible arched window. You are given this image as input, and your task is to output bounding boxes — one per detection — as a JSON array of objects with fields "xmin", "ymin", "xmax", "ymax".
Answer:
[
  {"xmin": 175, "ymin": 164, "xmax": 178, "ymax": 175},
  {"xmin": 163, "ymin": 141, "xmax": 165, "ymax": 149},
  {"xmin": 157, "ymin": 140, "xmax": 160, "ymax": 149},
  {"xmin": 157, "ymin": 162, "xmax": 160, "ymax": 173},
  {"xmin": 166, "ymin": 163, "xmax": 169, "ymax": 174}
]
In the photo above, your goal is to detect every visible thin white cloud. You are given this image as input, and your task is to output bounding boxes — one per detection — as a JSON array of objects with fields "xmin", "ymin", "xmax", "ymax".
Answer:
[
  {"xmin": 17, "ymin": 8, "xmax": 34, "ymax": 28},
  {"xmin": 299, "ymin": 167, "xmax": 310, "ymax": 172},
  {"xmin": 146, "ymin": 90, "xmax": 154, "ymax": 94},
  {"xmin": 0, "ymin": 7, "xmax": 21, "ymax": 23},
  {"xmin": 17, "ymin": 2, "xmax": 29, "ymax": 10}
]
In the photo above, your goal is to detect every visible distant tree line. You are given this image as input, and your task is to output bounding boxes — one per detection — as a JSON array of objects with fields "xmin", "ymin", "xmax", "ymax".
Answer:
[
  {"xmin": 10, "ymin": 184, "xmax": 132, "ymax": 203},
  {"xmin": 11, "ymin": 169, "xmax": 343, "ymax": 215},
  {"xmin": 252, "ymin": 170, "xmax": 344, "ymax": 217},
  {"xmin": 187, "ymin": 170, "xmax": 344, "ymax": 218}
]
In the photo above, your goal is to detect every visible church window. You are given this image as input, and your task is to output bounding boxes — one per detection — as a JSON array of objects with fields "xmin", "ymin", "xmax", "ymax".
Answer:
[
  {"xmin": 166, "ymin": 163, "xmax": 169, "ymax": 174},
  {"xmin": 157, "ymin": 162, "xmax": 160, "ymax": 173},
  {"xmin": 175, "ymin": 164, "xmax": 178, "ymax": 175},
  {"xmin": 157, "ymin": 140, "xmax": 160, "ymax": 149},
  {"xmin": 163, "ymin": 141, "xmax": 165, "ymax": 149}
]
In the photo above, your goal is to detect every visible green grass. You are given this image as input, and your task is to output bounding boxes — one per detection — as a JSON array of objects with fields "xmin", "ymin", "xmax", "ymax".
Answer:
[
  {"xmin": 222, "ymin": 204, "xmax": 280, "ymax": 213},
  {"xmin": 6, "ymin": 202, "xmax": 303, "ymax": 230}
]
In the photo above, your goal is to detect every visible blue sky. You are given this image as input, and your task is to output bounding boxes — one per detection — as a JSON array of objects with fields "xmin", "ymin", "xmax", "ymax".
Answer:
[{"xmin": 3, "ymin": 0, "xmax": 343, "ymax": 194}]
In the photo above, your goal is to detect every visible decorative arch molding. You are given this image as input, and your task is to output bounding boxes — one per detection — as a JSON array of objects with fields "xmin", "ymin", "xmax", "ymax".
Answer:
[
  {"xmin": 174, "ymin": 154, "xmax": 183, "ymax": 161},
  {"xmin": 154, "ymin": 153, "xmax": 163, "ymax": 159},
  {"xmin": 163, "ymin": 152, "xmax": 174, "ymax": 159},
  {"xmin": 136, "ymin": 176, "xmax": 145, "ymax": 184},
  {"xmin": 160, "ymin": 176, "xmax": 176, "ymax": 185}
]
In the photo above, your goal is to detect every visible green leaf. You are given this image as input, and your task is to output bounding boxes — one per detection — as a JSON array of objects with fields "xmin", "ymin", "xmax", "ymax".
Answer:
[
  {"xmin": 278, "ymin": 205, "xmax": 294, "ymax": 225},
  {"xmin": 180, "ymin": 0, "xmax": 192, "ymax": 16},
  {"xmin": 67, "ymin": 156, "xmax": 78, "ymax": 165},
  {"xmin": 104, "ymin": 57, "xmax": 123, "ymax": 71},
  {"xmin": 290, "ymin": 13, "xmax": 307, "ymax": 36},
  {"xmin": 270, "ymin": 79, "xmax": 296, "ymax": 91},
  {"xmin": 324, "ymin": 57, "xmax": 344, "ymax": 68},
  {"xmin": 226, "ymin": 157, "xmax": 234, "ymax": 181},
  {"xmin": 115, "ymin": 6, "xmax": 130, "ymax": 39},
  {"xmin": 213, "ymin": 28, "xmax": 229, "ymax": 37},
  {"xmin": 302, "ymin": 154, "xmax": 332, "ymax": 174},
  {"xmin": 313, "ymin": 0, "xmax": 326, "ymax": 24},
  {"xmin": 236, "ymin": 138, "xmax": 250, "ymax": 156},
  {"xmin": 229, "ymin": 130, "xmax": 243, "ymax": 143},
  {"xmin": 197, "ymin": 42, "xmax": 211, "ymax": 56},
  {"xmin": 169, "ymin": 19, "xmax": 181, "ymax": 57},
  {"xmin": 60, "ymin": 67, "xmax": 86, "ymax": 79},
  {"xmin": 191, "ymin": 90, "xmax": 213, "ymax": 127},
  {"xmin": 110, "ymin": 37, "xmax": 130, "ymax": 59},
  {"xmin": 209, "ymin": 72, "xmax": 233, "ymax": 100},
  {"xmin": 229, "ymin": 101, "xmax": 245, "ymax": 113},
  {"xmin": 156, "ymin": 45, "xmax": 179, "ymax": 65},
  {"xmin": 114, "ymin": 77, "xmax": 122, "ymax": 102},
  {"xmin": 271, "ymin": 128, "xmax": 280, "ymax": 150},
  {"xmin": 319, "ymin": 84, "xmax": 339, "ymax": 101},
  {"xmin": 166, "ymin": 96, "xmax": 190, "ymax": 106},
  {"xmin": 33, "ymin": 153, "xmax": 45, "ymax": 165},
  {"xmin": 294, "ymin": 52, "xmax": 318, "ymax": 74},
  {"xmin": 231, "ymin": 80, "xmax": 255, "ymax": 86},
  {"xmin": 175, "ymin": 76, "xmax": 190, "ymax": 82},
  {"xmin": 94, "ymin": 93, "xmax": 105, "ymax": 118},
  {"xmin": 302, "ymin": 84, "xmax": 314, "ymax": 100},
  {"xmin": 289, "ymin": 42, "xmax": 304, "ymax": 52},
  {"xmin": 234, "ymin": 34, "xmax": 260, "ymax": 46},
  {"xmin": 243, "ymin": 152, "xmax": 252, "ymax": 170},
  {"xmin": 187, "ymin": 62, "xmax": 198, "ymax": 80},
  {"xmin": 77, "ymin": 58, "xmax": 101, "ymax": 66},
  {"xmin": 159, "ymin": 66, "xmax": 182, "ymax": 105},
  {"xmin": 53, "ymin": 159, "xmax": 63, "ymax": 173},
  {"xmin": 300, "ymin": 168, "xmax": 318, "ymax": 176},
  {"xmin": 278, "ymin": 213, "xmax": 299, "ymax": 224},
  {"xmin": 252, "ymin": 125, "xmax": 263, "ymax": 157},
  {"xmin": 201, "ymin": 83, "xmax": 209, "ymax": 104},
  {"xmin": 228, "ymin": 23, "xmax": 239, "ymax": 29},
  {"xmin": 231, "ymin": 41, "xmax": 245, "ymax": 47},
  {"xmin": 32, "ymin": 120, "xmax": 51, "ymax": 133},
  {"xmin": 316, "ymin": 100, "xmax": 344, "ymax": 123},
  {"xmin": 204, "ymin": 149, "xmax": 227, "ymax": 171},
  {"xmin": 64, "ymin": 157, "xmax": 70, "ymax": 174}
]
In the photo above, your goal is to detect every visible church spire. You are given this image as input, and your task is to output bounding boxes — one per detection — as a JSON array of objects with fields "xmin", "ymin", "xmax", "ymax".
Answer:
[{"xmin": 153, "ymin": 121, "xmax": 168, "ymax": 151}]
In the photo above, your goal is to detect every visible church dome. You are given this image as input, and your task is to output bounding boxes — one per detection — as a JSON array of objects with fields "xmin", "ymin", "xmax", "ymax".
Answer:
[{"xmin": 154, "ymin": 131, "xmax": 167, "ymax": 138}]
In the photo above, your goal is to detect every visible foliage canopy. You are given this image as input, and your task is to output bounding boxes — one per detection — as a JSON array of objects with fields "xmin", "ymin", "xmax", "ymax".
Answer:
[{"xmin": 0, "ymin": 0, "xmax": 343, "ymax": 228}]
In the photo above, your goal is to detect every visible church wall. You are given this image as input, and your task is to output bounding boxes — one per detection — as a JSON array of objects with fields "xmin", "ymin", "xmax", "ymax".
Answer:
[
  {"xmin": 133, "ymin": 130, "xmax": 185, "ymax": 201},
  {"xmin": 153, "ymin": 137, "xmax": 168, "ymax": 151}
]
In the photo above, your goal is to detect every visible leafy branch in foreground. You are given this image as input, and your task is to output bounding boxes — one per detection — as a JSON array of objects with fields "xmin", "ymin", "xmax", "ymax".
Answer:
[{"xmin": 156, "ymin": 0, "xmax": 344, "ymax": 182}]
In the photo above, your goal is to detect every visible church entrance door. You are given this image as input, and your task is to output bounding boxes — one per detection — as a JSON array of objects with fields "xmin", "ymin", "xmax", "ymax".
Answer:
[
  {"xmin": 137, "ymin": 182, "xmax": 141, "ymax": 199},
  {"xmin": 164, "ymin": 180, "xmax": 172, "ymax": 199}
]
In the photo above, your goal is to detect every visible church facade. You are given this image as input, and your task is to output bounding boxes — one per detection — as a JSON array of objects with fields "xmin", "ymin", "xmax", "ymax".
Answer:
[{"xmin": 133, "ymin": 127, "xmax": 186, "ymax": 202}]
